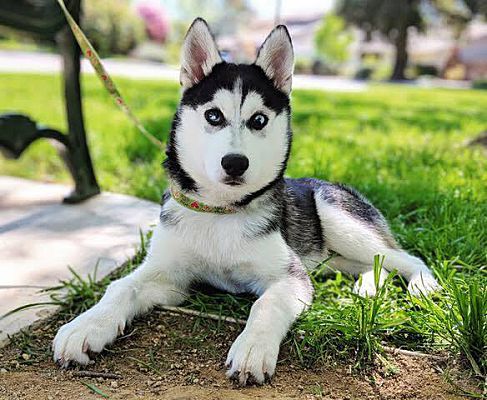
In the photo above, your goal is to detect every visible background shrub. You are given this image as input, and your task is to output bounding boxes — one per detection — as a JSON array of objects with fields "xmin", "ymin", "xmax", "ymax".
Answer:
[
  {"xmin": 415, "ymin": 64, "xmax": 439, "ymax": 77},
  {"xmin": 472, "ymin": 79, "xmax": 487, "ymax": 90},
  {"xmin": 82, "ymin": 0, "xmax": 146, "ymax": 56}
]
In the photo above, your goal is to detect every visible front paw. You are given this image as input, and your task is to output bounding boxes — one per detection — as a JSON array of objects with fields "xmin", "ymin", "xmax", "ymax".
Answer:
[
  {"xmin": 225, "ymin": 329, "xmax": 280, "ymax": 386},
  {"xmin": 408, "ymin": 271, "xmax": 441, "ymax": 296},
  {"xmin": 52, "ymin": 306, "xmax": 124, "ymax": 367}
]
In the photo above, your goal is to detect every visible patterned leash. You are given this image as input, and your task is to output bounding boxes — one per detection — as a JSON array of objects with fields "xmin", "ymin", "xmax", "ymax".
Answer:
[{"xmin": 56, "ymin": 0, "xmax": 164, "ymax": 150}]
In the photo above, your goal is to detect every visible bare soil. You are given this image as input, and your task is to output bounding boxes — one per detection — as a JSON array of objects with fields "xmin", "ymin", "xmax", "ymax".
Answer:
[{"xmin": 0, "ymin": 309, "xmax": 480, "ymax": 400}]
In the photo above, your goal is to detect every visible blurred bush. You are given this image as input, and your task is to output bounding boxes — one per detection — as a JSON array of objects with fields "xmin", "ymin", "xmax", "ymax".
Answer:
[
  {"xmin": 0, "ymin": 27, "xmax": 43, "ymax": 51},
  {"xmin": 354, "ymin": 54, "xmax": 392, "ymax": 81},
  {"xmin": 82, "ymin": 0, "xmax": 146, "ymax": 56},
  {"xmin": 294, "ymin": 58, "xmax": 312, "ymax": 74},
  {"xmin": 415, "ymin": 64, "xmax": 439, "ymax": 77},
  {"xmin": 311, "ymin": 60, "xmax": 336, "ymax": 76},
  {"xmin": 472, "ymin": 79, "xmax": 487, "ymax": 90},
  {"xmin": 354, "ymin": 67, "xmax": 373, "ymax": 80},
  {"xmin": 314, "ymin": 14, "xmax": 353, "ymax": 74}
]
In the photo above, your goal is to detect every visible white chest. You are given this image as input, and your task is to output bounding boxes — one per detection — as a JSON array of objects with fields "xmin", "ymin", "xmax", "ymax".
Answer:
[{"xmin": 160, "ymin": 200, "xmax": 291, "ymax": 293}]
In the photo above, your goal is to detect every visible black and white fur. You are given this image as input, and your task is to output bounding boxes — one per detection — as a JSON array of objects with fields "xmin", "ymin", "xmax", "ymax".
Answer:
[{"xmin": 53, "ymin": 19, "xmax": 439, "ymax": 385}]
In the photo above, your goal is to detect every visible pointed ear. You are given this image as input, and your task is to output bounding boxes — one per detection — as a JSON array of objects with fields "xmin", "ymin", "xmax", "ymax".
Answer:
[
  {"xmin": 255, "ymin": 25, "xmax": 294, "ymax": 94},
  {"xmin": 180, "ymin": 18, "xmax": 222, "ymax": 90}
]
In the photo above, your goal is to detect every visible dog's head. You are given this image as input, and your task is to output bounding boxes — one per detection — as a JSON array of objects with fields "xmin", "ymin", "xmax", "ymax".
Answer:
[{"xmin": 165, "ymin": 18, "xmax": 294, "ymax": 206}]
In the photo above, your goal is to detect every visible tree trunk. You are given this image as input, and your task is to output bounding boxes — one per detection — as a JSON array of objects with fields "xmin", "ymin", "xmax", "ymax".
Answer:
[{"xmin": 390, "ymin": 24, "xmax": 408, "ymax": 81}]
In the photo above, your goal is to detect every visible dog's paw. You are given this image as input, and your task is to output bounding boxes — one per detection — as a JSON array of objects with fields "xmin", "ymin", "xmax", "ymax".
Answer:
[
  {"xmin": 353, "ymin": 278, "xmax": 378, "ymax": 297},
  {"xmin": 52, "ymin": 306, "xmax": 124, "ymax": 367},
  {"xmin": 353, "ymin": 270, "xmax": 387, "ymax": 297},
  {"xmin": 408, "ymin": 271, "xmax": 440, "ymax": 296},
  {"xmin": 225, "ymin": 329, "xmax": 279, "ymax": 386}
]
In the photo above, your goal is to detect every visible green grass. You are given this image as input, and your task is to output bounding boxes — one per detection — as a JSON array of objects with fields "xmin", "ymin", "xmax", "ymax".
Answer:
[
  {"xmin": 412, "ymin": 267, "xmax": 487, "ymax": 376},
  {"xmin": 1, "ymin": 73, "xmax": 486, "ymax": 385},
  {"xmin": 291, "ymin": 256, "xmax": 409, "ymax": 368}
]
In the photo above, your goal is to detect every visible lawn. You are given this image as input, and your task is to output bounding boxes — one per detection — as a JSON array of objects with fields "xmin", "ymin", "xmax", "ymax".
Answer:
[{"xmin": 1, "ymin": 73, "xmax": 486, "ymax": 392}]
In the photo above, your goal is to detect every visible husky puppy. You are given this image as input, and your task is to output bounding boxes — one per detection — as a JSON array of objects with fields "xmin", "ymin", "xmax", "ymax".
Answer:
[{"xmin": 53, "ymin": 18, "xmax": 439, "ymax": 385}]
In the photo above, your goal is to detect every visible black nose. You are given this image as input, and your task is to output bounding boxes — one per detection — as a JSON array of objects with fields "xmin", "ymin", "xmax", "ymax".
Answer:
[{"xmin": 221, "ymin": 153, "xmax": 249, "ymax": 177}]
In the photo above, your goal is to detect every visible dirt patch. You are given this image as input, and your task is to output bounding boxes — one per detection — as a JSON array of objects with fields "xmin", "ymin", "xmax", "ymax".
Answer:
[{"xmin": 0, "ymin": 309, "xmax": 479, "ymax": 400}]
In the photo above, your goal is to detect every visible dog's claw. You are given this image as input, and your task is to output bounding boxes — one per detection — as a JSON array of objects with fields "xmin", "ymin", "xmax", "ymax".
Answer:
[
  {"xmin": 57, "ymin": 357, "xmax": 70, "ymax": 369},
  {"xmin": 246, "ymin": 371, "xmax": 261, "ymax": 386},
  {"xmin": 229, "ymin": 370, "xmax": 240, "ymax": 384},
  {"xmin": 230, "ymin": 370, "xmax": 263, "ymax": 386},
  {"xmin": 226, "ymin": 329, "xmax": 279, "ymax": 386}
]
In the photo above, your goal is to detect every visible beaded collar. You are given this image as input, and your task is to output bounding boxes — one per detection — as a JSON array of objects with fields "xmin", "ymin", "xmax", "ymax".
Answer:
[{"xmin": 170, "ymin": 187, "xmax": 237, "ymax": 214}]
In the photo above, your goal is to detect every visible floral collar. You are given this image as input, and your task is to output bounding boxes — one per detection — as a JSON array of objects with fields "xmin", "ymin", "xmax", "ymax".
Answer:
[{"xmin": 170, "ymin": 187, "xmax": 237, "ymax": 214}]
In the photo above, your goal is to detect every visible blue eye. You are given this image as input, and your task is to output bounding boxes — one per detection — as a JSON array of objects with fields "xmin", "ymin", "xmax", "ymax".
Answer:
[
  {"xmin": 248, "ymin": 113, "xmax": 268, "ymax": 130},
  {"xmin": 205, "ymin": 108, "xmax": 225, "ymax": 126}
]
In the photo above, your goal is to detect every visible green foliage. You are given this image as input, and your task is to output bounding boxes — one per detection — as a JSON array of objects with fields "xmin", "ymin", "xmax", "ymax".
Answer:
[
  {"xmin": 82, "ymin": 0, "xmax": 146, "ymax": 56},
  {"xmin": 411, "ymin": 265, "xmax": 487, "ymax": 376},
  {"xmin": 294, "ymin": 58, "xmax": 312, "ymax": 74},
  {"xmin": 292, "ymin": 257, "xmax": 409, "ymax": 369},
  {"xmin": 473, "ymin": 79, "xmax": 487, "ymax": 90},
  {"xmin": 415, "ymin": 64, "xmax": 439, "ymax": 77},
  {"xmin": 314, "ymin": 14, "xmax": 353, "ymax": 68},
  {"xmin": 81, "ymin": 382, "xmax": 109, "ymax": 398},
  {"xmin": 7, "ymin": 329, "xmax": 50, "ymax": 363}
]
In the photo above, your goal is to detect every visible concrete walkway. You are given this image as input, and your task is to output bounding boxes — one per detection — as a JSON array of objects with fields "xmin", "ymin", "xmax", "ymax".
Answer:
[
  {"xmin": 0, "ymin": 176, "xmax": 159, "ymax": 345},
  {"xmin": 0, "ymin": 49, "xmax": 367, "ymax": 92}
]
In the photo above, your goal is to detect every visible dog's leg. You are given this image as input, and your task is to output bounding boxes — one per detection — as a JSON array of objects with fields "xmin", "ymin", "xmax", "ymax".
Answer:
[
  {"xmin": 327, "ymin": 256, "xmax": 389, "ymax": 297},
  {"xmin": 315, "ymin": 196, "xmax": 439, "ymax": 296},
  {"xmin": 53, "ymin": 224, "xmax": 188, "ymax": 367},
  {"xmin": 225, "ymin": 254, "xmax": 312, "ymax": 385}
]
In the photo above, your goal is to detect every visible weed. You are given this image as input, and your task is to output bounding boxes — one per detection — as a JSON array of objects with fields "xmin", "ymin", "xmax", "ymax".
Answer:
[
  {"xmin": 412, "ymin": 263, "xmax": 487, "ymax": 377},
  {"xmin": 7, "ymin": 329, "xmax": 50, "ymax": 363},
  {"xmin": 81, "ymin": 381, "xmax": 109, "ymax": 398},
  {"xmin": 292, "ymin": 256, "xmax": 409, "ymax": 369}
]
